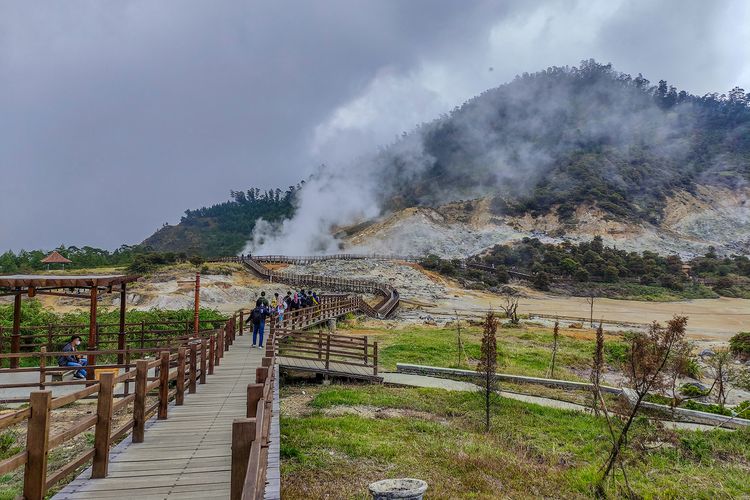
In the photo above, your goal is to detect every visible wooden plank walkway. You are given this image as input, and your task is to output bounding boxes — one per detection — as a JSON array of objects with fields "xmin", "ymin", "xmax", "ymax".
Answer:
[
  {"xmin": 54, "ymin": 333, "xmax": 263, "ymax": 500},
  {"xmin": 277, "ymin": 355, "xmax": 382, "ymax": 381}
]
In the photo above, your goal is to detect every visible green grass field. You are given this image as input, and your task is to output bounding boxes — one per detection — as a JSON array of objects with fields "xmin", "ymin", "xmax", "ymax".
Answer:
[
  {"xmin": 348, "ymin": 323, "xmax": 627, "ymax": 381},
  {"xmin": 280, "ymin": 385, "xmax": 750, "ymax": 499}
]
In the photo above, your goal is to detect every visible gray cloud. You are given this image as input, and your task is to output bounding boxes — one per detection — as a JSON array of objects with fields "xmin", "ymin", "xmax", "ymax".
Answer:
[{"xmin": 0, "ymin": 0, "xmax": 747, "ymax": 251}]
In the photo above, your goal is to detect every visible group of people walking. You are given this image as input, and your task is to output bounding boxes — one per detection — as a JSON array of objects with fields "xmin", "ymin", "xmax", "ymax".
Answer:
[{"xmin": 245, "ymin": 289, "xmax": 321, "ymax": 348}]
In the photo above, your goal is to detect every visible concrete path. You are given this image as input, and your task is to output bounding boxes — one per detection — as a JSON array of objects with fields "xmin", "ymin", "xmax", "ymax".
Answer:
[
  {"xmin": 382, "ymin": 373, "xmax": 727, "ymax": 432},
  {"xmin": 54, "ymin": 333, "xmax": 263, "ymax": 499}
]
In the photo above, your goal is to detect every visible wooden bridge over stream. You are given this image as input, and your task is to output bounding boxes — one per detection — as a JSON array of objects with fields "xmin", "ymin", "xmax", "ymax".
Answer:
[{"xmin": 1, "ymin": 255, "xmax": 395, "ymax": 499}]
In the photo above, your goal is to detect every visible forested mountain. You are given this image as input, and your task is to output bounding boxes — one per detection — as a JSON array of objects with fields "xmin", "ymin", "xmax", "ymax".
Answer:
[
  {"xmin": 142, "ymin": 60, "xmax": 750, "ymax": 257},
  {"xmin": 142, "ymin": 185, "xmax": 299, "ymax": 256},
  {"xmin": 375, "ymin": 60, "xmax": 750, "ymax": 223}
]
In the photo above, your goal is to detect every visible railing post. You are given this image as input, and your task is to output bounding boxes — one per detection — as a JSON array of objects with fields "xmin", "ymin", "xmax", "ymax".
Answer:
[
  {"xmin": 189, "ymin": 343, "xmax": 197, "ymax": 394},
  {"xmin": 363, "ymin": 336, "xmax": 368, "ymax": 366},
  {"xmin": 133, "ymin": 359, "xmax": 147, "ymax": 443},
  {"xmin": 256, "ymin": 366, "xmax": 268, "ymax": 384},
  {"xmin": 176, "ymin": 347, "xmax": 186, "ymax": 405},
  {"xmin": 92, "ymin": 372, "xmax": 115, "ymax": 478},
  {"xmin": 325, "ymin": 334, "xmax": 331, "ymax": 370},
  {"xmin": 24, "ymin": 391, "xmax": 51, "ymax": 500},
  {"xmin": 247, "ymin": 383, "xmax": 263, "ymax": 418},
  {"xmin": 209, "ymin": 333, "xmax": 216, "ymax": 374},
  {"xmin": 373, "ymin": 341, "xmax": 378, "ymax": 376},
  {"xmin": 124, "ymin": 349, "xmax": 131, "ymax": 396},
  {"xmin": 239, "ymin": 311, "xmax": 244, "ymax": 336},
  {"xmin": 200, "ymin": 338, "xmax": 207, "ymax": 384},
  {"xmin": 39, "ymin": 346, "xmax": 46, "ymax": 390},
  {"xmin": 158, "ymin": 351, "xmax": 170, "ymax": 419},
  {"xmin": 231, "ymin": 418, "xmax": 256, "ymax": 500},
  {"xmin": 117, "ymin": 330, "xmax": 125, "ymax": 365},
  {"xmin": 46, "ymin": 325, "xmax": 53, "ymax": 353}
]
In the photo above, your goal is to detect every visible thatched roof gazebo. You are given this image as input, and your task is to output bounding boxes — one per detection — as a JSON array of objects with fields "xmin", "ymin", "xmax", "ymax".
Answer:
[{"xmin": 41, "ymin": 250, "xmax": 72, "ymax": 270}]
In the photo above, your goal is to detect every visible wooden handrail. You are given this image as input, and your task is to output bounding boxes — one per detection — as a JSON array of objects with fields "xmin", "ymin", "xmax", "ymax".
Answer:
[
  {"xmin": 0, "ymin": 315, "xmax": 239, "ymax": 499},
  {"xmin": 232, "ymin": 328, "xmax": 277, "ymax": 500}
]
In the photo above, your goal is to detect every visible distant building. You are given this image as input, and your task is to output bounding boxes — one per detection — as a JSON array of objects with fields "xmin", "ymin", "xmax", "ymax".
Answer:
[{"xmin": 41, "ymin": 250, "xmax": 72, "ymax": 270}]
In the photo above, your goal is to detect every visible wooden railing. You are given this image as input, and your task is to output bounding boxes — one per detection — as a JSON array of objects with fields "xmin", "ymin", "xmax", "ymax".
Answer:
[
  {"xmin": 274, "ymin": 295, "xmax": 360, "ymax": 330},
  {"xmin": 253, "ymin": 253, "xmax": 419, "ymax": 264},
  {"xmin": 274, "ymin": 326, "xmax": 378, "ymax": 379},
  {"xmin": 232, "ymin": 329, "xmax": 277, "ymax": 500},
  {"xmin": 0, "ymin": 315, "xmax": 241, "ymax": 500},
  {"xmin": 0, "ymin": 318, "xmax": 228, "ymax": 368},
  {"xmin": 213, "ymin": 255, "xmax": 400, "ymax": 318}
]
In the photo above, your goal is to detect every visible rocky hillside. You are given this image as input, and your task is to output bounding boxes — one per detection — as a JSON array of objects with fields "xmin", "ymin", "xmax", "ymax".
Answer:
[{"xmin": 344, "ymin": 185, "xmax": 750, "ymax": 258}]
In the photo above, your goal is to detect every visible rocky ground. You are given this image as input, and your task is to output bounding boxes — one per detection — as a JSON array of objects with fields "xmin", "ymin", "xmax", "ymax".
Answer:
[{"xmin": 285, "ymin": 259, "xmax": 750, "ymax": 343}]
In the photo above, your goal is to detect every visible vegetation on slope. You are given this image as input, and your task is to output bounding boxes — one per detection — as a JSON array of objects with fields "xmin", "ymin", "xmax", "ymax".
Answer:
[
  {"xmin": 422, "ymin": 236, "xmax": 750, "ymax": 300},
  {"xmin": 141, "ymin": 185, "xmax": 299, "ymax": 256},
  {"xmin": 377, "ymin": 60, "xmax": 750, "ymax": 224}
]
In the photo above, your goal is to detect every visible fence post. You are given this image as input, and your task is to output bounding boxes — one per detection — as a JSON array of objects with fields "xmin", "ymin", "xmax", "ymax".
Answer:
[
  {"xmin": 189, "ymin": 343, "xmax": 197, "ymax": 394},
  {"xmin": 124, "ymin": 349, "xmax": 131, "ymax": 397},
  {"xmin": 158, "ymin": 351, "xmax": 170, "ymax": 419},
  {"xmin": 247, "ymin": 383, "xmax": 263, "ymax": 418},
  {"xmin": 133, "ymin": 359, "xmax": 147, "ymax": 443},
  {"xmin": 140, "ymin": 321, "xmax": 145, "ymax": 349},
  {"xmin": 200, "ymin": 338, "xmax": 207, "ymax": 384},
  {"xmin": 239, "ymin": 311, "xmax": 244, "ymax": 336},
  {"xmin": 176, "ymin": 347, "xmax": 186, "ymax": 405},
  {"xmin": 256, "ymin": 366, "xmax": 268, "ymax": 384},
  {"xmin": 325, "ymin": 334, "xmax": 331, "ymax": 370},
  {"xmin": 216, "ymin": 330, "xmax": 223, "ymax": 366},
  {"xmin": 209, "ymin": 333, "xmax": 216, "ymax": 374},
  {"xmin": 373, "ymin": 341, "xmax": 378, "ymax": 376},
  {"xmin": 317, "ymin": 331, "xmax": 322, "ymax": 360},
  {"xmin": 47, "ymin": 325, "xmax": 53, "ymax": 353},
  {"xmin": 24, "ymin": 391, "xmax": 51, "ymax": 500},
  {"xmin": 363, "ymin": 336, "xmax": 368, "ymax": 366},
  {"xmin": 92, "ymin": 372, "xmax": 115, "ymax": 478},
  {"xmin": 117, "ymin": 330, "xmax": 125, "ymax": 365},
  {"xmin": 39, "ymin": 346, "xmax": 46, "ymax": 390},
  {"xmin": 231, "ymin": 418, "xmax": 256, "ymax": 500},
  {"xmin": 224, "ymin": 325, "xmax": 230, "ymax": 352}
]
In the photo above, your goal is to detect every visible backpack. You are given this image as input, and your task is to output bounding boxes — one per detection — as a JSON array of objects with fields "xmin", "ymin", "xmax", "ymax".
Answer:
[{"xmin": 250, "ymin": 307, "xmax": 263, "ymax": 323}]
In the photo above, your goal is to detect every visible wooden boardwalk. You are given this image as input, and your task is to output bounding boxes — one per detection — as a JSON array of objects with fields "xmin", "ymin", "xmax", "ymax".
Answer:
[
  {"xmin": 278, "ymin": 355, "xmax": 382, "ymax": 381},
  {"xmin": 54, "ymin": 333, "xmax": 264, "ymax": 500}
]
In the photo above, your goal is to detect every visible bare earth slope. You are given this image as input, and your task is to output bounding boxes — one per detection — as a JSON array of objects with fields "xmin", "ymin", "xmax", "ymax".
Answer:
[{"xmin": 344, "ymin": 185, "xmax": 750, "ymax": 258}]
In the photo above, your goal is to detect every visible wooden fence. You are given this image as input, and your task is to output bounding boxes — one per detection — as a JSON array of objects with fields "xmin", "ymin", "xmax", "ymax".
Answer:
[
  {"xmin": 213, "ymin": 256, "xmax": 400, "ymax": 318},
  {"xmin": 274, "ymin": 325, "xmax": 379, "ymax": 380},
  {"xmin": 0, "ymin": 318, "xmax": 228, "ymax": 368},
  {"xmin": 231, "ymin": 330, "xmax": 277, "ymax": 500},
  {"xmin": 0, "ymin": 315, "xmax": 241, "ymax": 500}
]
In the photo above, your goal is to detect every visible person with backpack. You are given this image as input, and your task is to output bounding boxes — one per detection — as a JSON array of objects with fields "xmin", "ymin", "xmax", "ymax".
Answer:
[
  {"xmin": 246, "ymin": 304, "xmax": 271, "ymax": 348},
  {"xmin": 283, "ymin": 291, "xmax": 293, "ymax": 311},
  {"xmin": 311, "ymin": 291, "xmax": 320, "ymax": 305},
  {"xmin": 58, "ymin": 335, "xmax": 88, "ymax": 379},
  {"xmin": 256, "ymin": 291, "xmax": 269, "ymax": 308}
]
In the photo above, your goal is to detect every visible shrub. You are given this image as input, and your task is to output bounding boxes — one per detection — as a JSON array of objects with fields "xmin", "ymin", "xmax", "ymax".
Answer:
[
  {"xmin": 682, "ymin": 400, "xmax": 732, "ymax": 416},
  {"xmin": 679, "ymin": 383, "xmax": 709, "ymax": 398},
  {"xmin": 735, "ymin": 400, "xmax": 750, "ymax": 419},
  {"xmin": 729, "ymin": 331, "xmax": 750, "ymax": 358}
]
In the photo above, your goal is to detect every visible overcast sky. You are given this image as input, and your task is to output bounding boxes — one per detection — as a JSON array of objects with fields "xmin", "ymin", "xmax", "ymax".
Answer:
[{"xmin": 1, "ymin": 0, "xmax": 748, "ymax": 251}]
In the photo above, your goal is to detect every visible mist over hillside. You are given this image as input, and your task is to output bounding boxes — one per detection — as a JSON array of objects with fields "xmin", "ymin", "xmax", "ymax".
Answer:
[{"xmin": 145, "ymin": 60, "xmax": 750, "ymax": 257}]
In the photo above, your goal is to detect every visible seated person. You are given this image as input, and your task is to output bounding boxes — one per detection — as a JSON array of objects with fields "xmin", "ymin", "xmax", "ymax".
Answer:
[{"xmin": 58, "ymin": 335, "xmax": 88, "ymax": 379}]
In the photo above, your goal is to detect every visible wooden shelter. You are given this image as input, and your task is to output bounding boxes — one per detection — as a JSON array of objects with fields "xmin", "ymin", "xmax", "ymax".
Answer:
[
  {"xmin": 41, "ymin": 250, "xmax": 72, "ymax": 270},
  {"xmin": 0, "ymin": 274, "xmax": 139, "ymax": 373}
]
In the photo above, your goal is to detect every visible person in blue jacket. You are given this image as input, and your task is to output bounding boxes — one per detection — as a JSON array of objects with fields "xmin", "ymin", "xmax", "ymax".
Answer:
[{"xmin": 58, "ymin": 335, "xmax": 88, "ymax": 379}]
